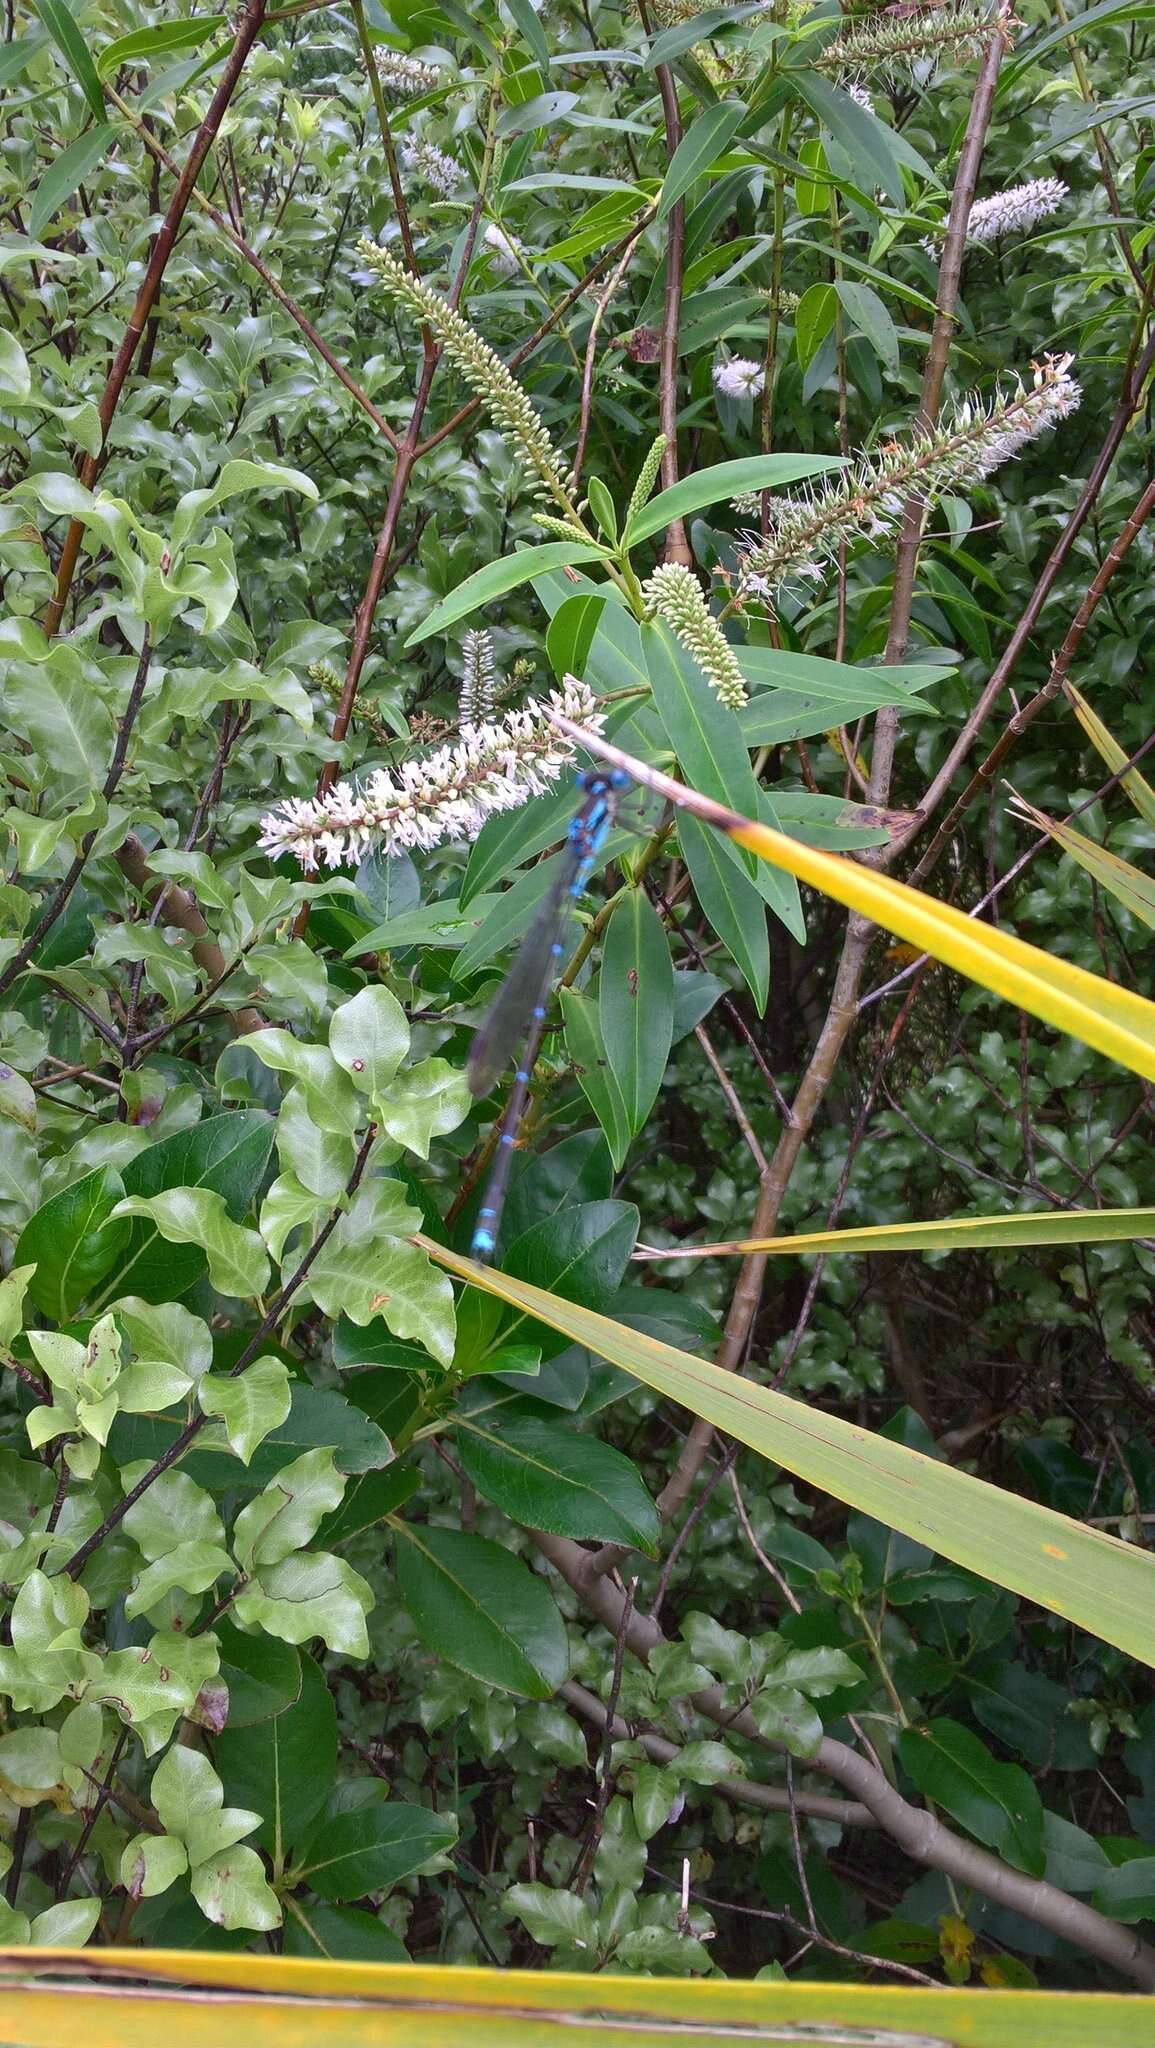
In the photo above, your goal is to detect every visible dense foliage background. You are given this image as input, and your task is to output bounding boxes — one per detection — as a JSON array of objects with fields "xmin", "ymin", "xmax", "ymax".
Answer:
[{"xmin": 1, "ymin": 0, "xmax": 1154, "ymax": 1998}]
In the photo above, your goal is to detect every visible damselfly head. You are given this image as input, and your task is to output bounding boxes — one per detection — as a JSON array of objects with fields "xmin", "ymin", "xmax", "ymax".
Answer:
[{"xmin": 577, "ymin": 766, "xmax": 631, "ymax": 797}]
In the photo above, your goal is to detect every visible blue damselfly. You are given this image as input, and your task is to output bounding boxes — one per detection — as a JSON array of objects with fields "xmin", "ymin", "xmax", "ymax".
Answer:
[{"xmin": 466, "ymin": 764, "xmax": 631, "ymax": 1262}]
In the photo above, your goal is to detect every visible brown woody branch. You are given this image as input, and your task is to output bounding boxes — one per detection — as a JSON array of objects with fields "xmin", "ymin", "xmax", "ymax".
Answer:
[
  {"xmin": 534, "ymin": 1532, "xmax": 1155, "ymax": 1989},
  {"xmin": 44, "ymin": 0, "xmax": 270, "ymax": 635}
]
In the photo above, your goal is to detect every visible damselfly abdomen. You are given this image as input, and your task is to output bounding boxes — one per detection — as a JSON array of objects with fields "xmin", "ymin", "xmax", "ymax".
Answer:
[{"xmin": 466, "ymin": 765, "xmax": 631, "ymax": 1262}]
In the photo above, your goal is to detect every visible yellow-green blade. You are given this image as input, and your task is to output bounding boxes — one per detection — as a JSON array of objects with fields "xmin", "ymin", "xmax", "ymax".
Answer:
[
  {"xmin": 425, "ymin": 1238, "xmax": 1155, "ymax": 1671},
  {"xmin": 1, "ymin": 1950, "xmax": 1153, "ymax": 2043},
  {"xmin": 633, "ymin": 1205, "xmax": 1155, "ymax": 1259},
  {"xmin": 1013, "ymin": 792, "xmax": 1155, "ymax": 931},
  {"xmin": 1065, "ymin": 680, "xmax": 1155, "ymax": 829}
]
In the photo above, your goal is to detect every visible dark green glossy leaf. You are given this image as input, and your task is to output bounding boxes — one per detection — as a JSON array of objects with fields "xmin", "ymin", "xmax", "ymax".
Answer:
[
  {"xmin": 501, "ymin": 1130, "xmax": 614, "ymax": 1246},
  {"xmin": 393, "ymin": 1522, "xmax": 568, "ymax": 1696},
  {"xmin": 503, "ymin": 1198, "xmax": 639, "ymax": 1358},
  {"xmin": 456, "ymin": 1415, "xmax": 659, "ymax": 1550},
  {"xmin": 215, "ymin": 1623, "xmax": 302, "ymax": 1730},
  {"xmin": 897, "ymin": 1719, "xmax": 1045, "ymax": 1877},
  {"xmin": 215, "ymin": 1651, "xmax": 337, "ymax": 1857},
  {"xmin": 282, "ymin": 1903, "xmax": 410, "ymax": 1962},
  {"xmin": 17, "ymin": 1165, "xmax": 130, "ymax": 1321},
  {"xmin": 599, "ymin": 889, "xmax": 674, "ymax": 1134},
  {"xmin": 316, "ymin": 1464, "xmax": 420, "ymax": 1548},
  {"xmin": 296, "ymin": 1789, "xmax": 456, "ymax": 1900},
  {"xmin": 110, "ymin": 1384, "xmax": 393, "ymax": 1494}
]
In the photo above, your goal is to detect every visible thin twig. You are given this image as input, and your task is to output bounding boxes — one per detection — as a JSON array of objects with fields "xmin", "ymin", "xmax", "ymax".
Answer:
[{"xmin": 570, "ymin": 1577, "xmax": 636, "ymax": 1896}]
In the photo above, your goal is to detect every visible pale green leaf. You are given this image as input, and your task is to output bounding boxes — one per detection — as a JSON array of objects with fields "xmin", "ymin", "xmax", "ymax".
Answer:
[
  {"xmin": 376, "ymin": 1058, "xmax": 471, "ymax": 1159},
  {"xmin": 233, "ymin": 1549, "xmax": 373, "ymax": 1656},
  {"xmin": 197, "ymin": 1357, "xmax": 293, "ymax": 1465},
  {"xmin": 328, "ymin": 985, "xmax": 409, "ymax": 1096},
  {"xmin": 120, "ymin": 1465, "xmax": 225, "ymax": 1560},
  {"xmin": 111, "ymin": 1189, "xmax": 270, "ymax": 1298},
  {"xmin": 190, "ymin": 1842, "xmax": 282, "ymax": 1932},
  {"xmin": 171, "ymin": 459, "xmax": 319, "ymax": 553},
  {"xmin": 120, "ymin": 1831, "xmax": 189, "ymax": 1900},
  {"xmin": 235, "ymin": 1030, "xmax": 360, "ymax": 1135},
  {"xmin": 259, "ymin": 1171, "xmax": 330, "ymax": 1263},
  {"xmin": 29, "ymin": 1898, "xmax": 102, "ymax": 1947},
  {"xmin": 232, "ymin": 1447, "xmax": 347, "ymax": 1571}
]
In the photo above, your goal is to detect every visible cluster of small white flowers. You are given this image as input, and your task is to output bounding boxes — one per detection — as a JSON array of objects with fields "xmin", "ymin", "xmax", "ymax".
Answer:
[
  {"xmin": 713, "ymin": 356, "xmax": 765, "ymax": 401},
  {"xmin": 644, "ymin": 563, "xmax": 748, "ymax": 710},
  {"xmin": 842, "ymin": 78, "xmax": 876, "ymax": 115},
  {"xmin": 459, "ymin": 627, "xmax": 498, "ymax": 728},
  {"xmin": 967, "ymin": 175, "xmax": 1068, "ymax": 244},
  {"xmin": 735, "ymin": 354, "xmax": 1081, "ymax": 601},
  {"xmin": 401, "ymin": 138, "xmax": 461, "ymax": 197},
  {"xmin": 259, "ymin": 679, "xmax": 603, "ymax": 873},
  {"xmin": 483, "ymin": 223, "xmax": 522, "ymax": 276},
  {"xmin": 375, "ymin": 49, "xmax": 441, "ymax": 96}
]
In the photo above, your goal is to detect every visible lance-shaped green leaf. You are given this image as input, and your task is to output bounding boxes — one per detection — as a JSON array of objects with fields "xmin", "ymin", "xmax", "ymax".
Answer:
[
  {"xmin": 624, "ymin": 453, "xmax": 842, "ymax": 545},
  {"xmin": 657, "ymin": 99, "xmax": 747, "ymax": 219},
  {"xmin": 898, "ymin": 1719, "xmax": 1045, "ymax": 1877},
  {"xmin": 405, "ymin": 543, "xmax": 609, "ymax": 648},
  {"xmin": 599, "ymin": 890, "xmax": 674, "ymax": 1136},
  {"xmin": 28, "ymin": 0, "xmax": 106, "ymax": 118}
]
